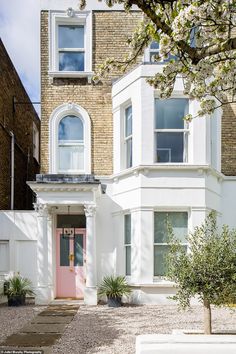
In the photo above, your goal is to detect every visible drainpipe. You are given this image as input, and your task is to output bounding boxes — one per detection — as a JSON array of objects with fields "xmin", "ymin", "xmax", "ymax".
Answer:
[{"xmin": 9, "ymin": 131, "xmax": 14, "ymax": 210}]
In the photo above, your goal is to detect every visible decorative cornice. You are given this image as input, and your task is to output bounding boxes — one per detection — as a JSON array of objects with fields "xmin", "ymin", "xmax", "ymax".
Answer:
[
  {"xmin": 84, "ymin": 203, "xmax": 96, "ymax": 217},
  {"xmin": 33, "ymin": 203, "xmax": 48, "ymax": 217},
  {"xmin": 66, "ymin": 7, "xmax": 75, "ymax": 17}
]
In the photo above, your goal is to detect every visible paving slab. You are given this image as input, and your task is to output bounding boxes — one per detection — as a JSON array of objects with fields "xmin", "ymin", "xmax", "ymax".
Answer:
[
  {"xmin": 31, "ymin": 315, "xmax": 73, "ymax": 324},
  {"xmin": 21, "ymin": 323, "xmax": 66, "ymax": 334},
  {"xmin": 1, "ymin": 333, "xmax": 61, "ymax": 347},
  {"xmin": 0, "ymin": 346, "xmax": 51, "ymax": 354},
  {"xmin": 38, "ymin": 310, "xmax": 77, "ymax": 316}
]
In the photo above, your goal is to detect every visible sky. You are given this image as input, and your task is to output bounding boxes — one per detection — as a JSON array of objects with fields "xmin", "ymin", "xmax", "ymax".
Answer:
[{"xmin": 0, "ymin": 0, "xmax": 41, "ymax": 113}]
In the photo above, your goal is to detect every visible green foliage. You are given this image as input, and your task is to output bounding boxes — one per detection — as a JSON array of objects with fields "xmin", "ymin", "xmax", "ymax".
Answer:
[
  {"xmin": 98, "ymin": 275, "xmax": 131, "ymax": 298},
  {"xmin": 167, "ymin": 212, "xmax": 236, "ymax": 309},
  {"xmin": 80, "ymin": 0, "xmax": 236, "ymax": 118},
  {"xmin": 5, "ymin": 274, "xmax": 35, "ymax": 297}
]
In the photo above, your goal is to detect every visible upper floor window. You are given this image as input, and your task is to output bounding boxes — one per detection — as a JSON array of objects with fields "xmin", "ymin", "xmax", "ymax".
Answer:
[
  {"xmin": 155, "ymin": 98, "xmax": 189, "ymax": 163},
  {"xmin": 58, "ymin": 115, "xmax": 84, "ymax": 173},
  {"xmin": 154, "ymin": 212, "xmax": 188, "ymax": 277},
  {"xmin": 124, "ymin": 105, "xmax": 133, "ymax": 168},
  {"xmin": 49, "ymin": 11, "xmax": 92, "ymax": 80},
  {"xmin": 58, "ymin": 25, "xmax": 85, "ymax": 71},
  {"xmin": 145, "ymin": 41, "xmax": 176, "ymax": 63},
  {"xmin": 50, "ymin": 103, "xmax": 91, "ymax": 174}
]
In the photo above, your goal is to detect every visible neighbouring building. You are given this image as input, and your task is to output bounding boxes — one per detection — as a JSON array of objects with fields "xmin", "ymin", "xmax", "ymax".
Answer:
[
  {"xmin": 0, "ymin": 0, "xmax": 236, "ymax": 305},
  {"xmin": 0, "ymin": 39, "xmax": 40, "ymax": 210}
]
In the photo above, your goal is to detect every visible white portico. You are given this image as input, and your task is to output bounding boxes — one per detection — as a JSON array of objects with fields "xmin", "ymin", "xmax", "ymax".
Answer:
[{"xmin": 28, "ymin": 174, "xmax": 101, "ymax": 305}]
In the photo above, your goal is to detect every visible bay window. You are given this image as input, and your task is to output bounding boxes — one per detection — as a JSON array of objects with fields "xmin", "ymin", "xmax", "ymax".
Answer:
[
  {"xmin": 155, "ymin": 98, "xmax": 189, "ymax": 163},
  {"xmin": 124, "ymin": 105, "xmax": 132, "ymax": 168},
  {"xmin": 124, "ymin": 214, "xmax": 131, "ymax": 276},
  {"xmin": 154, "ymin": 212, "xmax": 188, "ymax": 277}
]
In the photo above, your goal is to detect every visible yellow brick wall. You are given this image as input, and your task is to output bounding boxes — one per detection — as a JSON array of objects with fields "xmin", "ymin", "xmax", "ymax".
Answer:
[{"xmin": 40, "ymin": 10, "xmax": 142, "ymax": 175}]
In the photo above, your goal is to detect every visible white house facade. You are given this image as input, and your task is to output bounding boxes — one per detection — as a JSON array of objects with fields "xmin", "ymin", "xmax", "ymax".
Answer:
[{"xmin": 1, "ymin": 0, "xmax": 236, "ymax": 305}]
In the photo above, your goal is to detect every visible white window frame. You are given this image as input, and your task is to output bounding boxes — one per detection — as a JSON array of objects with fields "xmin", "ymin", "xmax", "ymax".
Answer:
[
  {"xmin": 153, "ymin": 211, "xmax": 189, "ymax": 279},
  {"xmin": 124, "ymin": 214, "xmax": 131, "ymax": 277},
  {"xmin": 32, "ymin": 122, "xmax": 39, "ymax": 162},
  {"xmin": 124, "ymin": 105, "xmax": 133, "ymax": 169},
  {"xmin": 49, "ymin": 10, "xmax": 93, "ymax": 80},
  {"xmin": 49, "ymin": 103, "xmax": 91, "ymax": 174},
  {"xmin": 58, "ymin": 116, "xmax": 85, "ymax": 174},
  {"xmin": 144, "ymin": 40, "xmax": 176, "ymax": 63},
  {"xmin": 154, "ymin": 96, "xmax": 190, "ymax": 164},
  {"xmin": 120, "ymin": 101, "xmax": 133, "ymax": 170}
]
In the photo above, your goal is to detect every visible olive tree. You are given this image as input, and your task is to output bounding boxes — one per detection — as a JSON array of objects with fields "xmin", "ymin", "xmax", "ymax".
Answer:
[
  {"xmin": 80, "ymin": 0, "xmax": 236, "ymax": 119},
  {"xmin": 167, "ymin": 212, "xmax": 236, "ymax": 334}
]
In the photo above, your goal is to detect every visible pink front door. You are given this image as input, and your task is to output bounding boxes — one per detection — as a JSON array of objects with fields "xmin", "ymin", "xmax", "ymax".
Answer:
[{"xmin": 56, "ymin": 228, "xmax": 86, "ymax": 298}]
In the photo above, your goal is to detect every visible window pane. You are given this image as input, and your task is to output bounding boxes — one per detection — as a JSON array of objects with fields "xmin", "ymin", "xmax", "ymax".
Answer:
[
  {"xmin": 156, "ymin": 132, "xmax": 184, "ymax": 162},
  {"xmin": 0, "ymin": 241, "xmax": 9, "ymax": 272},
  {"xmin": 150, "ymin": 41, "xmax": 159, "ymax": 49},
  {"xmin": 59, "ymin": 146, "xmax": 84, "ymax": 171},
  {"xmin": 59, "ymin": 52, "xmax": 84, "ymax": 71},
  {"xmin": 60, "ymin": 235, "xmax": 70, "ymax": 266},
  {"xmin": 58, "ymin": 25, "xmax": 84, "ymax": 48},
  {"xmin": 154, "ymin": 245, "xmax": 170, "ymax": 276},
  {"xmin": 59, "ymin": 115, "xmax": 84, "ymax": 142},
  {"xmin": 126, "ymin": 246, "xmax": 131, "ymax": 276},
  {"xmin": 124, "ymin": 214, "xmax": 131, "ymax": 244},
  {"xmin": 74, "ymin": 234, "xmax": 83, "ymax": 266},
  {"xmin": 125, "ymin": 106, "xmax": 132, "ymax": 137},
  {"xmin": 155, "ymin": 99, "xmax": 189, "ymax": 129},
  {"xmin": 126, "ymin": 138, "xmax": 132, "ymax": 168},
  {"xmin": 154, "ymin": 212, "xmax": 188, "ymax": 243}
]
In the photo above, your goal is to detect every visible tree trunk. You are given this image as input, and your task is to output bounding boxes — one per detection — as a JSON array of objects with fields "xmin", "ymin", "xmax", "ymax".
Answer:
[{"xmin": 203, "ymin": 298, "xmax": 212, "ymax": 335}]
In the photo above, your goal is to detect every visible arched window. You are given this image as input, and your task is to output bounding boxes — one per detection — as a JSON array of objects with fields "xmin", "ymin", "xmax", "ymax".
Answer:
[
  {"xmin": 58, "ymin": 115, "xmax": 84, "ymax": 172},
  {"xmin": 49, "ymin": 103, "xmax": 91, "ymax": 174}
]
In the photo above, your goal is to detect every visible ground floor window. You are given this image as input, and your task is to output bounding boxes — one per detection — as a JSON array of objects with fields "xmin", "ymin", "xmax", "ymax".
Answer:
[
  {"xmin": 124, "ymin": 214, "xmax": 131, "ymax": 276},
  {"xmin": 154, "ymin": 212, "xmax": 188, "ymax": 276}
]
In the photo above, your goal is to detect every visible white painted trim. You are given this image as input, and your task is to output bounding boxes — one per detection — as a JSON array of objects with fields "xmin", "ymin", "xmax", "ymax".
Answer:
[
  {"xmin": 49, "ymin": 10, "xmax": 92, "ymax": 76},
  {"xmin": 49, "ymin": 103, "xmax": 91, "ymax": 174},
  {"xmin": 41, "ymin": 0, "xmax": 139, "ymax": 11}
]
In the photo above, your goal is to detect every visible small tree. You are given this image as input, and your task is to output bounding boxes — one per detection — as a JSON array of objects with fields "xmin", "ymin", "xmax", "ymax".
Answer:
[{"xmin": 167, "ymin": 212, "xmax": 236, "ymax": 334}]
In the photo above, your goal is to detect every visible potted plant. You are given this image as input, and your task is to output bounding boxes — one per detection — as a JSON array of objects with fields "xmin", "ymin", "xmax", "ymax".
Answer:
[
  {"xmin": 98, "ymin": 275, "xmax": 131, "ymax": 307},
  {"xmin": 5, "ymin": 274, "xmax": 35, "ymax": 306}
]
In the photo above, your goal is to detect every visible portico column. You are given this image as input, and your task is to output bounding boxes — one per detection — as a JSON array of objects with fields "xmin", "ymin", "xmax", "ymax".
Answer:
[
  {"xmin": 34, "ymin": 202, "xmax": 52, "ymax": 304},
  {"xmin": 84, "ymin": 203, "xmax": 97, "ymax": 305}
]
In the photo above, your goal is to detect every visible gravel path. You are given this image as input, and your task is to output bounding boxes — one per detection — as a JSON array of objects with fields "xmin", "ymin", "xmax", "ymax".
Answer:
[
  {"xmin": 0, "ymin": 304, "xmax": 235, "ymax": 353},
  {"xmin": 0, "ymin": 304, "xmax": 46, "ymax": 343},
  {"xmin": 52, "ymin": 304, "xmax": 236, "ymax": 354}
]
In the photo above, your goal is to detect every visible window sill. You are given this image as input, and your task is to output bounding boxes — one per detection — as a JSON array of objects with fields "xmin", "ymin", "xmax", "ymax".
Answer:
[
  {"xmin": 128, "ymin": 282, "xmax": 175, "ymax": 288},
  {"xmin": 48, "ymin": 71, "xmax": 94, "ymax": 83}
]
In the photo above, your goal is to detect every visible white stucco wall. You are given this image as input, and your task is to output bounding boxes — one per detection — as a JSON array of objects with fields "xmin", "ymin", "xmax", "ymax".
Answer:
[{"xmin": 0, "ymin": 211, "xmax": 39, "ymax": 292}]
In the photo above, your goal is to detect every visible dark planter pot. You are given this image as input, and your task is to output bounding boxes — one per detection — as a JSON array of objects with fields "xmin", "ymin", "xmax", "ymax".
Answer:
[
  {"xmin": 8, "ymin": 295, "xmax": 26, "ymax": 306},
  {"xmin": 107, "ymin": 296, "xmax": 122, "ymax": 307}
]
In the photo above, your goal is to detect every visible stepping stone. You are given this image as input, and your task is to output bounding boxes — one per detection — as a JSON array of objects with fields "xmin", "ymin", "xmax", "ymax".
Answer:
[
  {"xmin": 32, "ymin": 315, "xmax": 74, "ymax": 324},
  {"xmin": 39, "ymin": 310, "xmax": 77, "ymax": 316},
  {"xmin": 21, "ymin": 323, "xmax": 66, "ymax": 334},
  {"xmin": 0, "ymin": 347, "xmax": 51, "ymax": 354},
  {"xmin": 1, "ymin": 333, "xmax": 61, "ymax": 347}
]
